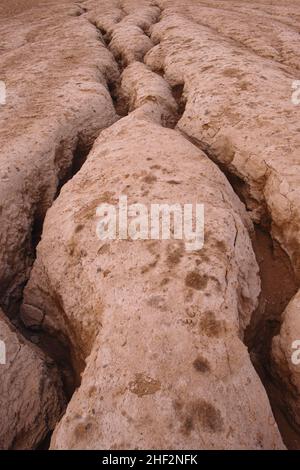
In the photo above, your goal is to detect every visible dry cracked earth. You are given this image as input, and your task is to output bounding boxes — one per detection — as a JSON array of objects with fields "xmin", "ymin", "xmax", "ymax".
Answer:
[{"xmin": 0, "ymin": 0, "xmax": 300, "ymax": 451}]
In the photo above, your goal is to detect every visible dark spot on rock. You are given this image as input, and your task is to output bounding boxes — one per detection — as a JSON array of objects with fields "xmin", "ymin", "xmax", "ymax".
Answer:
[
  {"xmin": 185, "ymin": 271, "xmax": 208, "ymax": 290},
  {"xmin": 215, "ymin": 240, "xmax": 227, "ymax": 252},
  {"xmin": 239, "ymin": 80, "xmax": 250, "ymax": 91},
  {"xmin": 173, "ymin": 399, "xmax": 183, "ymax": 412},
  {"xmin": 75, "ymin": 224, "xmax": 84, "ymax": 233},
  {"xmin": 143, "ymin": 174, "xmax": 157, "ymax": 184},
  {"xmin": 222, "ymin": 67, "xmax": 244, "ymax": 78},
  {"xmin": 74, "ymin": 421, "xmax": 93, "ymax": 439},
  {"xmin": 183, "ymin": 416, "xmax": 194, "ymax": 435},
  {"xmin": 88, "ymin": 385, "xmax": 97, "ymax": 397},
  {"xmin": 141, "ymin": 254, "xmax": 160, "ymax": 273},
  {"xmin": 147, "ymin": 295, "xmax": 166, "ymax": 311},
  {"xmin": 160, "ymin": 277, "xmax": 170, "ymax": 286},
  {"xmin": 193, "ymin": 356, "xmax": 210, "ymax": 373},
  {"xmin": 150, "ymin": 164, "xmax": 161, "ymax": 170},
  {"xmin": 182, "ymin": 400, "xmax": 224, "ymax": 435},
  {"xmin": 129, "ymin": 374, "xmax": 161, "ymax": 397},
  {"xmin": 97, "ymin": 244, "xmax": 110, "ymax": 255},
  {"xmin": 167, "ymin": 245, "xmax": 183, "ymax": 267},
  {"xmin": 199, "ymin": 311, "xmax": 223, "ymax": 337},
  {"xmin": 167, "ymin": 180, "xmax": 181, "ymax": 185}
]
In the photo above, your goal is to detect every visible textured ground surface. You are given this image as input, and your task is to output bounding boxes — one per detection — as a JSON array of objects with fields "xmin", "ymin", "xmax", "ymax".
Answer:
[{"xmin": 0, "ymin": 0, "xmax": 299, "ymax": 450}]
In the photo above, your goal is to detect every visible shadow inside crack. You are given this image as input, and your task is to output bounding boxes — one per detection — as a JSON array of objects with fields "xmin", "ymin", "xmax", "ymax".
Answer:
[{"xmin": 245, "ymin": 225, "xmax": 300, "ymax": 449}]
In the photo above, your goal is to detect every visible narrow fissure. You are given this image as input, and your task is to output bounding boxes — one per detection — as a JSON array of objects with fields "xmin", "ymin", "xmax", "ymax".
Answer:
[
  {"xmin": 56, "ymin": 138, "xmax": 93, "ymax": 197},
  {"xmin": 88, "ymin": 21, "xmax": 129, "ymax": 115},
  {"xmin": 107, "ymin": 79, "xmax": 129, "ymax": 117},
  {"xmin": 245, "ymin": 226, "xmax": 300, "ymax": 449},
  {"xmin": 90, "ymin": 20, "xmax": 111, "ymax": 47},
  {"xmin": 171, "ymin": 83, "xmax": 186, "ymax": 119}
]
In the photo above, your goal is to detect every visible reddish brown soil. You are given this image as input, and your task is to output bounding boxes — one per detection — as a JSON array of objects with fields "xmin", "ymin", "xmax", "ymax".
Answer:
[{"xmin": 246, "ymin": 226, "xmax": 300, "ymax": 449}]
